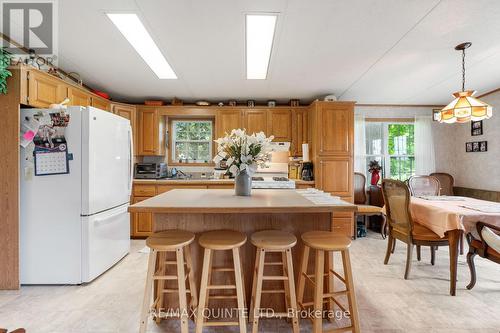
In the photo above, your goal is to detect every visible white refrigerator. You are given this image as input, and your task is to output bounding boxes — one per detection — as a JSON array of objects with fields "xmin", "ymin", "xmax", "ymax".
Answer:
[{"xmin": 20, "ymin": 106, "xmax": 132, "ymax": 284}]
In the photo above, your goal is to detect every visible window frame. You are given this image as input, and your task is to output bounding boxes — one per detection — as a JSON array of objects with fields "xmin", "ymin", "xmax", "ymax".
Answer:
[{"xmin": 168, "ymin": 118, "xmax": 215, "ymax": 166}]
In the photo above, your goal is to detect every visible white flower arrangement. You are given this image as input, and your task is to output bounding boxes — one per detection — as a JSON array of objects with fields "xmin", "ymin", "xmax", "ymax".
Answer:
[{"xmin": 213, "ymin": 129, "xmax": 274, "ymax": 176}]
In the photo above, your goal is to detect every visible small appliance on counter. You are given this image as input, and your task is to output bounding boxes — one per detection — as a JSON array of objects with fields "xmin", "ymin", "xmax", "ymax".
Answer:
[
  {"xmin": 134, "ymin": 162, "xmax": 168, "ymax": 179},
  {"xmin": 301, "ymin": 162, "xmax": 314, "ymax": 181}
]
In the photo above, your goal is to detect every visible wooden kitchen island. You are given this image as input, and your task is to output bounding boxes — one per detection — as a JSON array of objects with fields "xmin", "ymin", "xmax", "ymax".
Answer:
[{"xmin": 129, "ymin": 188, "xmax": 357, "ymax": 310}]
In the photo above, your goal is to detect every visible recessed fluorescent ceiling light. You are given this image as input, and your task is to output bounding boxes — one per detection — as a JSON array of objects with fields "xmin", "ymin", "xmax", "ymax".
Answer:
[
  {"xmin": 107, "ymin": 13, "xmax": 177, "ymax": 79},
  {"xmin": 246, "ymin": 14, "xmax": 277, "ymax": 80}
]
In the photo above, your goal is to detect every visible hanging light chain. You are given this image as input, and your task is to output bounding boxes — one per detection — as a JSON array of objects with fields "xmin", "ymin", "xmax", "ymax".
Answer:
[{"xmin": 461, "ymin": 48, "xmax": 466, "ymax": 92}]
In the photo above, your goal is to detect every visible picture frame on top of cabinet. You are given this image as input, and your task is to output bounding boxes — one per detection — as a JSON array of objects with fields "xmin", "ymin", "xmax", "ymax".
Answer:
[
  {"xmin": 471, "ymin": 120, "xmax": 483, "ymax": 136},
  {"xmin": 247, "ymin": 100, "xmax": 255, "ymax": 107},
  {"xmin": 228, "ymin": 100, "xmax": 237, "ymax": 106},
  {"xmin": 432, "ymin": 109, "xmax": 441, "ymax": 121}
]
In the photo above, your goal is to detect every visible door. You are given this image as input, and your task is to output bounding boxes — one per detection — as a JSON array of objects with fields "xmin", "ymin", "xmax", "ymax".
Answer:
[
  {"xmin": 68, "ymin": 87, "xmax": 91, "ymax": 107},
  {"xmin": 244, "ymin": 109, "xmax": 267, "ymax": 135},
  {"xmin": 317, "ymin": 157, "xmax": 353, "ymax": 197},
  {"xmin": 317, "ymin": 104, "xmax": 353, "ymax": 156},
  {"xmin": 138, "ymin": 108, "xmax": 159, "ymax": 155},
  {"xmin": 112, "ymin": 104, "xmax": 137, "ymax": 155},
  {"xmin": 132, "ymin": 196, "xmax": 153, "ymax": 237},
  {"xmin": 27, "ymin": 70, "xmax": 67, "ymax": 107},
  {"xmin": 82, "ymin": 107, "xmax": 132, "ymax": 215},
  {"xmin": 267, "ymin": 109, "xmax": 292, "ymax": 141},
  {"xmin": 292, "ymin": 108, "xmax": 308, "ymax": 156},
  {"xmin": 81, "ymin": 203, "xmax": 130, "ymax": 282},
  {"xmin": 216, "ymin": 109, "xmax": 242, "ymax": 138}
]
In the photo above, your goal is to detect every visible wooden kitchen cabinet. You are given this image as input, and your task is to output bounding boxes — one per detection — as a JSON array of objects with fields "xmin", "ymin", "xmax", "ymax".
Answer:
[
  {"xmin": 317, "ymin": 157, "xmax": 353, "ymax": 197},
  {"xmin": 26, "ymin": 70, "xmax": 67, "ymax": 107},
  {"xmin": 112, "ymin": 103, "xmax": 137, "ymax": 155},
  {"xmin": 316, "ymin": 102, "xmax": 353, "ymax": 156},
  {"xmin": 91, "ymin": 96, "xmax": 111, "ymax": 111},
  {"xmin": 137, "ymin": 107, "xmax": 165, "ymax": 156},
  {"xmin": 291, "ymin": 108, "xmax": 308, "ymax": 156},
  {"xmin": 67, "ymin": 86, "xmax": 91, "ymax": 107},
  {"xmin": 216, "ymin": 109, "xmax": 243, "ymax": 138},
  {"xmin": 243, "ymin": 109, "xmax": 267, "ymax": 134},
  {"xmin": 267, "ymin": 109, "xmax": 292, "ymax": 141},
  {"xmin": 131, "ymin": 197, "xmax": 153, "ymax": 237}
]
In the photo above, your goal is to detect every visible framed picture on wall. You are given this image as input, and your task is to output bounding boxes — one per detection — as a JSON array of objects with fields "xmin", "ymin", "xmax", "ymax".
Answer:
[
  {"xmin": 479, "ymin": 141, "xmax": 488, "ymax": 152},
  {"xmin": 466, "ymin": 142, "xmax": 473, "ymax": 152},
  {"xmin": 472, "ymin": 142, "xmax": 480, "ymax": 152},
  {"xmin": 471, "ymin": 120, "xmax": 483, "ymax": 136},
  {"xmin": 432, "ymin": 109, "xmax": 441, "ymax": 121}
]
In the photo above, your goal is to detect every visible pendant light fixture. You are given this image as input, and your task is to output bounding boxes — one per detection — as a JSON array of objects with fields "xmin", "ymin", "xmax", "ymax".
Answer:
[{"xmin": 438, "ymin": 42, "xmax": 492, "ymax": 123}]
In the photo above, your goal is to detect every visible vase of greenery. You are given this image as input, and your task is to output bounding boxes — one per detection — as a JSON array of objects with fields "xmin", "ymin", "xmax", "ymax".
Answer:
[
  {"xmin": 214, "ymin": 129, "xmax": 274, "ymax": 196},
  {"xmin": 368, "ymin": 160, "xmax": 382, "ymax": 185},
  {"xmin": 0, "ymin": 48, "xmax": 12, "ymax": 94}
]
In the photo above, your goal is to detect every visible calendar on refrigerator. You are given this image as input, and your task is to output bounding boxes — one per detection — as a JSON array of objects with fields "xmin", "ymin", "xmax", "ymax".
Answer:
[{"xmin": 34, "ymin": 150, "xmax": 69, "ymax": 175}]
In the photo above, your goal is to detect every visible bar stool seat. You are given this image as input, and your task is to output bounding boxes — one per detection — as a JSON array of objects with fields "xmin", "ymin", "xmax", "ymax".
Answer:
[
  {"xmin": 199, "ymin": 230, "xmax": 247, "ymax": 250},
  {"xmin": 301, "ymin": 230, "xmax": 351, "ymax": 251},
  {"xmin": 251, "ymin": 230, "xmax": 297, "ymax": 250},
  {"xmin": 146, "ymin": 229, "xmax": 195, "ymax": 250}
]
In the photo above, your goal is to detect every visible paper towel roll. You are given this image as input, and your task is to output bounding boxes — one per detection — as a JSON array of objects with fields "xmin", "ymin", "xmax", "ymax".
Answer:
[{"xmin": 302, "ymin": 143, "xmax": 309, "ymax": 162}]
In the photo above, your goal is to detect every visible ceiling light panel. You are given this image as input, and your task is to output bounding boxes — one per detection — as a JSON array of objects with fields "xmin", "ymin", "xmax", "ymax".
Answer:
[
  {"xmin": 246, "ymin": 14, "xmax": 277, "ymax": 80},
  {"xmin": 107, "ymin": 13, "xmax": 177, "ymax": 79}
]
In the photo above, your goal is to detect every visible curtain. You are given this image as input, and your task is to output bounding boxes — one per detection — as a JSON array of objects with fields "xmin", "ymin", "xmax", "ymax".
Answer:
[
  {"xmin": 414, "ymin": 115, "xmax": 436, "ymax": 175},
  {"xmin": 354, "ymin": 115, "xmax": 366, "ymax": 174}
]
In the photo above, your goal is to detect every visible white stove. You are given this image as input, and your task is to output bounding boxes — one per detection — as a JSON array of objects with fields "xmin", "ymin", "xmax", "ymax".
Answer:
[{"xmin": 251, "ymin": 176, "xmax": 296, "ymax": 189}]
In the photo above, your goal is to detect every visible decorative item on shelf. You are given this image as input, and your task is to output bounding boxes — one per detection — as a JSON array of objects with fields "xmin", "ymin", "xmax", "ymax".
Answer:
[
  {"xmin": 439, "ymin": 42, "xmax": 492, "ymax": 123},
  {"xmin": 323, "ymin": 94, "xmax": 337, "ymax": 101},
  {"xmin": 171, "ymin": 97, "xmax": 183, "ymax": 106},
  {"xmin": 0, "ymin": 47, "xmax": 12, "ymax": 94},
  {"xmin": 217, "ymin": 102, "xmax": 224, "ymax": 107},
  {"xmin": 228, "ymin": 100, "xmax": 237, "ymax": 107},
  {"xmin": 290, "ymin": 99, "xmax": 300, "ymax": 107},
  {"xmin": 47, "ymin": 67, "xmax": 62, "ymax": 79},
  {"xmin": 466, "ymin": 141, "xmax": 487, "ymax": 152},
  {"xmin": 471, "ymin": 120, "xmax": 483, "ymax": 136},
  {"xmin": 144, "ymin": 100, "xmax": 164, "ymax": 106},
  {"xmin": 432, "ymin": 109, "xmax": 441, "ymax": 121},
  {"xmin": 247, "ymin": 100, "xmax": 255, "ymax": 107},
  {"xmin": 66, "ymin": 72, "xmax": 83, "ymax": 86},
  {"xmin": 195, "ymin": 100, "xmax": 210, "ymax": 106},
  {"xmin": 213, "ymin": 129, "xmax": 274, "ymax": 196},
  {"xmin": 267, "ymin": 100, "xmax": 276, "ymax": 107},
  {"xmin": 368, "ymin": 160, "xmax": 382, "ymax": 185}
]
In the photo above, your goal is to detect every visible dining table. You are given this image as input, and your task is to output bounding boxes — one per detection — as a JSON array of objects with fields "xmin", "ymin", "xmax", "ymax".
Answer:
[{"xmin": 410, "ymin": 196, "xmax": 500, "ymax": 295}]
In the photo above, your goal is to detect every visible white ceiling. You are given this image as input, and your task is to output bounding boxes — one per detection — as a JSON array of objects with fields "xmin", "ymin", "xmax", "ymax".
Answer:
[{"xmin": 56, "ymin": 0, "xmax": 500, "ymax": 104}]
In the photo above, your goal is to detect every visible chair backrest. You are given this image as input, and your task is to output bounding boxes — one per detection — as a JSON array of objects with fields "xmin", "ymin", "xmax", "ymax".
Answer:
[
  {"xmin": 408, "ymin": 176, "xmax": 440, "ymax": 196},
  {"xmin": 381, "ymin": 179, "xmax": 413, "ymax": 234},
  {"xmin": 354, "ymin": 172, "xmax": 367, "ymax": 204},
  {"xmin": 430, "ymin": 172, "xmax": 454, "ymax": 196}
]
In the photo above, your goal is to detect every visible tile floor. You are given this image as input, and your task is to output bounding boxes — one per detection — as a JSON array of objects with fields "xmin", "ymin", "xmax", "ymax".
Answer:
[{"xmin": 1, "ymin": 231, "xmax": 499, "ymax": 333}]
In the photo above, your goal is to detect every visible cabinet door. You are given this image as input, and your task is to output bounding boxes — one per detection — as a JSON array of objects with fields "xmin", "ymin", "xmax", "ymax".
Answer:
[
  {"xmin": 217, "ymin": 110, "xmax": 243, "ymax": 138},
  {"xmin": 68, "ymin": 87, "xmax": 91, "ymax": 107},
  {"xmin": 267, "ymin": 109, "xmax": 292, "ymax": 141},
  {"xmin": 132, "ymin": 197, "xmax": 153, "ymax": 237},
  {"xmin": 291, "ymin": 108, "xmax": 308, "ymax": 156},
  {"xmin": 138, "ymin": 109, "xmax": 160, "ymax": 155},
  {"xmin": 112, "ymin": 104, "xmax": 137, "ymax": 155},
  {"xmin": 332, "ymin": 216, "xmax": 354, "ymax": 238},
  {"xmin": 317, "ymin": 104, "xmax": 353, "ymax": 156},
  {"xmin": 91, "ymin": 97, "xmax": 111, "ymax": 111},
  {"xmin": 317, "ymin": 157, "xmax": 353, "ymax": 197},
  {"xmin": 27, "ymin": 70, "xmax": 67, "ymax": 107},
  {"xmin": 244, "ymin": 109, "xmax": 267, "ymax": 135}
]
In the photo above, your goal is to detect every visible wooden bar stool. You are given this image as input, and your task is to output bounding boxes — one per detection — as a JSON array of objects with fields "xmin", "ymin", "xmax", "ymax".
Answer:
[
  {"xmin": 140, "ymin": 230, "xmax": 198, "ymax": 333},
  {"xmin": 297, "ymin": 231, "xmax": 360, "ymax": 333},
  {"xmin": 196, "ymin": 230, "xmax": 247, "ymax": 333},
  {"xmin": 249, "ymin": 230, "xmax": 299, "ymax": 333}
]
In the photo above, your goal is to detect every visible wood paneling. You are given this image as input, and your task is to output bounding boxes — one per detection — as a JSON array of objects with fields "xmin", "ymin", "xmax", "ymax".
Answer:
[
  {"xmin": 216, "ymin": 109, "xmax": 242, "ymax": 138},
  {"xmin": 267, "ymin": 109, "xmax": 292, "ymax": 141},
  {"xmin": 67, "ymin": 86, "xmax": 91, "ymax": 107},
  {"xmin": 317, "ymin": 103, "xmax": 353, "ymax": 156},
  {"xmin": 244, "ymin": 109, "xmax": 267, "ymax": 134},
  {"xmin": 0, "ymin": 69, "xmax": 21, "ymax": 289},
  {"xmin": 27, "ymin": 70, "xmax": 67, "ymax": 107},
  {"xmin": 91, "ymin": 96, "xmax": 111, "ymax": 111},
  {"xmin": 291, "ymin": 108, "xmax": 308, "ymax": 156}
]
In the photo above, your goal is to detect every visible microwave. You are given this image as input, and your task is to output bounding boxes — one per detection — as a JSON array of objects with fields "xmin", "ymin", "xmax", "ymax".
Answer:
[{"xmin": 134, "ymin": 163, "xmax": 168, "ymax": 179}]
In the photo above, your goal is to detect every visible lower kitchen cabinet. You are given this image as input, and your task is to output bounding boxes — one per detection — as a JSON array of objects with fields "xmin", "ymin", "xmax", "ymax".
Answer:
[{"xmin": 131, "ymin": 196, "xmax": 153, "ymax": 237}]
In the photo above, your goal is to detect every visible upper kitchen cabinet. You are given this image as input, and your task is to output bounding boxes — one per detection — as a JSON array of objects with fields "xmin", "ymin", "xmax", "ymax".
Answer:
[
  {"xmin": 137, "ymin": 107, "xmax": 165, "ymax": 156},
  {"xmin": 25, "ymin": 70, "xmax": 67, "ymax": 108},
  {"xmin": 216, "ymin": 109, "xmax": 243, "ymax": 138},
  {"xmin": 314, "ymin": 102, "xmax": 353, "ymax": 156},
  {"xmin": 112, "ymin": 103, "xmax": 137, "ymax": 155},
  {"xmin": 291, "ymin": 108, "xmax": 308, "ymax": 157},
  {"xmin": 67, "ymin": 86, "xmax": 91, "ymax": 107},
  {"xmin": 91, "ymin": 96, "xmax": 111, "ymax": 111},
  {"xmin": 267, "ymin": 109, "xmax": 292, "ymax": 141},
  {"xmin": 243, "ymin": 109, "xmax": 267, "ymax": 134}
]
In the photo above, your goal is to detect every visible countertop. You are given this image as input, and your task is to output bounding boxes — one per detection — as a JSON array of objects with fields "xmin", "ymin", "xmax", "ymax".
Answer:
[
  {"xmin": 133, "ymin": 178, "xmax": 315, "ymax": 186},
  {"xmin": 128, "ymin": 189, "xmax": 356, "ymax": 214}
]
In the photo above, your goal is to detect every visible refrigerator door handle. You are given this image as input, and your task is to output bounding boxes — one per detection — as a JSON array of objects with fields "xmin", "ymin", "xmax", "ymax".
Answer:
[{"xmin": 128, "ymin": 125, "xmax": 133, "ymax": 196}]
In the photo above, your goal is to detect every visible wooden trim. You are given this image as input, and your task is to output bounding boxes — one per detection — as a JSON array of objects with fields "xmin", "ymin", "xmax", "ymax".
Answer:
[
  {"xmin": 356, "ymin": 103, "xmax": 445, "ymax": 108},
  {"xmin": 477, "ymin": 87, "xmax": 500, "ymax": 99},
  {"xmin": 0, "ymin": 68, "xmax": 21, "ymax": 289},
  {"xmin": 365, "ymin": 117, "xmax": 415, "ymax": 123}
]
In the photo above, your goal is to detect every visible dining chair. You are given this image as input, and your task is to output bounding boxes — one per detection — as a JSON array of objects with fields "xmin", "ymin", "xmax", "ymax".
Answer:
[
  {"xmin": 466, "ymin": 222, "xmax": 500, "ymax": 289},
  {"xmin": 430, "ymin": 172, "xmax": 454, "ymax": 196},
  {"xmin": 381, "ymin": 179, "xmax": 449, "ymax": 279},
  {"xmin": 353, "ymin": 172, "xmax": 386, "ymax": 239},
  {"xmin": 408, "ymin": 175, "xmax": 441, "ymax": 196}
]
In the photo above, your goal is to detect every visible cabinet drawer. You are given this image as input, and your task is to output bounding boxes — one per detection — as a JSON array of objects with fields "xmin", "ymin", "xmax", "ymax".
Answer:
[
  {"xmin": 157, "ymin": 185, "xmax": 175, "ymax": 194},
  {"xmin": 133, "ymin": 185, "xmax": 156, "ymax": 196}
]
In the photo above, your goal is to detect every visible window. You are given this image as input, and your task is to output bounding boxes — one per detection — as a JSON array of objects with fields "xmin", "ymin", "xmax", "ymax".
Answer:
[
  {"xmin": 365, "ymin": 122, "xmax": 414, "ymax": 182},
  {"xmin": 171, "ymin": 120, "xmax": 213, "ymax": 163}
]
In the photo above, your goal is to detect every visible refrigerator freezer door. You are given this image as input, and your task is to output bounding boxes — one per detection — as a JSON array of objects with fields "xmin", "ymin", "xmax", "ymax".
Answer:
[
  {"xmin": 82, "ymin": 107, "xmax": 132, "ymax": 215},
  {"xmin": 81, "ymin": 203, "xmax": 130, "ymax": 283}
]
